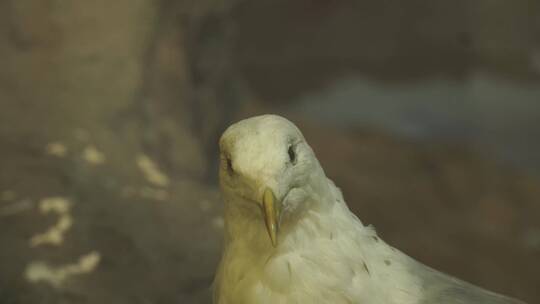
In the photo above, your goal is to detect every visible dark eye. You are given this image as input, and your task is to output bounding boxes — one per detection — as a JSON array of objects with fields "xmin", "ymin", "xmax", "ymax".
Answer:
[
  {"xmin": 225, "ymin": 156, "xmax": 234, "ymax": 175},
  {"xmin": 288, "ymin": 145, "xmax": 296, "ymax": 164}
]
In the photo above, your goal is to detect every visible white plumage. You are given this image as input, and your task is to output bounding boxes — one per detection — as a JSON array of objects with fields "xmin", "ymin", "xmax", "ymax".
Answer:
[{"xmin": 213, "ymin": 114, "xmax": 525, "ymax": 304}]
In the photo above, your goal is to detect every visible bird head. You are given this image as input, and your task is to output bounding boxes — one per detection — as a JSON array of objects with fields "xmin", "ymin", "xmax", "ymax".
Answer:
[{"xmin": 219, "ymin": 115, "xmax": 326, "ymax": 247}]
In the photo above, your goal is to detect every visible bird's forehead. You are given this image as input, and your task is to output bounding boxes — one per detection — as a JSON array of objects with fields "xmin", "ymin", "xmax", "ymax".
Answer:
[{"xmin": 220, "ymin": 115, "xmax": 301, "ymax": 155}]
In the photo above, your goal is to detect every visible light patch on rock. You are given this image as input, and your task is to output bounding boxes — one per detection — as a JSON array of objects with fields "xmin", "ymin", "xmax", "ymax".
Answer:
[
  {"xmin": 137, "ymin": 155, "xmax": 170, "ymax": 187},
  {"xmin": 30, "ymin": 197, "xmax": 73, "ymax": 247},
  {"xmin": 25, "ymin": 251, "xmax": 101, "ymax": 288},
  {"xmin": 82, "ymin": 145, "xmax": 105, "ymax": 165},
  {"xmin": 45, "ymin": 142, "xmax": 67, "ymax": 157},
  {"xmin": 39, "ymin": 197, "xmax": 71, "ymax": 213}
]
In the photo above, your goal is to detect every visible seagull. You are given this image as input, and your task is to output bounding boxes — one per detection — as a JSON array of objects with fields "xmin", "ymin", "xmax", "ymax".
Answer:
[{"xmin": 213, "ymin": 114, "xmax": 525, "ymax": 304}]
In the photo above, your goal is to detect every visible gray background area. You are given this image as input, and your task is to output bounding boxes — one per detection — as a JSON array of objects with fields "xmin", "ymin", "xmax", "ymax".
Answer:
[{"xmin": 0, "ymin": 1, "xmax": 539, "ymax": 303}]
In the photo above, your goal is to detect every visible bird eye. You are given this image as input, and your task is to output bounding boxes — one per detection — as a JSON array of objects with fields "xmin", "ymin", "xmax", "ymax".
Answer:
[
  {"xmin": 288, "ymin": 145, "xmax": 296, "ymax": 164},
  {"xmin": 225, "ymin": 156, "xmax": 234, "ymax": 175}
]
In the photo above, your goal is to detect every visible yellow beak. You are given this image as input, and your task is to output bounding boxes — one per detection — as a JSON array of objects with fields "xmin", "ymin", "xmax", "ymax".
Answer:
[{"xmin": 262, "ymin": 188, "xmax": 280, "ymax": 247}]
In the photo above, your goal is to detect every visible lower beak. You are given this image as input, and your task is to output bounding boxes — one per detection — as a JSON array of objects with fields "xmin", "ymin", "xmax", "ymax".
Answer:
[{"xmin": 262, "ymin": 188, "xmax": 281, "ymax": 247}]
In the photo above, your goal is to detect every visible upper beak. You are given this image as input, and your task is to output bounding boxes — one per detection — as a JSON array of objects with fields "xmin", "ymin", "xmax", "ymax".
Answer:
[{"xmin": 262, "ymin": 187, "xmax": 281, "ymax": 247}]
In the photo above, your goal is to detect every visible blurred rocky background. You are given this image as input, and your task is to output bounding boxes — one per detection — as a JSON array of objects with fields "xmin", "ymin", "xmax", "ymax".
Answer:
[{"xmin": 0, "ymin": 0, "xmax": 539, "ymax": 303}]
